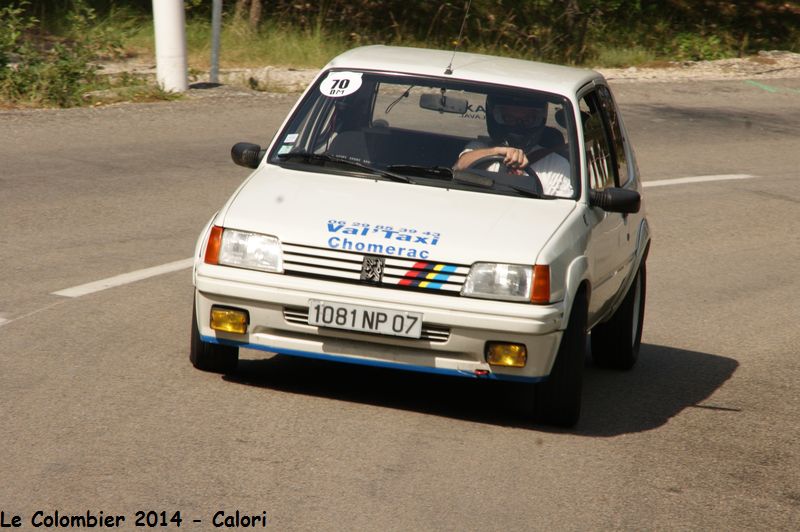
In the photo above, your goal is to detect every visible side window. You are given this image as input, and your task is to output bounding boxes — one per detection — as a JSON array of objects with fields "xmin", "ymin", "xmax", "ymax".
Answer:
[
  {"xmin": 596, "ymin": 86, "xmax": 629, "ymax": 185},
  {"xmin": 580, "ymin": 92, "xmax": 618, "ymax": 190}
]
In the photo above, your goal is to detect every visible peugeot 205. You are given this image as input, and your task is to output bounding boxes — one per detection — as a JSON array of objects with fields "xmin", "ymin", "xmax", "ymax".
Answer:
[{"xmin": 190, "ymin": 46, "xmax": 651, "ymax": 427}]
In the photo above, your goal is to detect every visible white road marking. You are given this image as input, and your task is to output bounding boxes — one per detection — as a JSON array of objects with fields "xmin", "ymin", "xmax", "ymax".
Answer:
[
  {"xmin": 643, "ymin": 174, "xmax": 755, "ymax": 188},
  {"xmin": 52, "ymin": 257, "xmax": 193, "ymax": 298},
  {"xmin": 0, "ymin": 302, "xmax": 67, "ymax": 328},
  {"xmin": 42, "ymin": 173, "xmax": 756, "ymax": 302}
]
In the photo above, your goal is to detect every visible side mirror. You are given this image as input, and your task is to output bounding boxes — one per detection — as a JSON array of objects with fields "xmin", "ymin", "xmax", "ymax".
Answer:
[
  {"xmin": 231, "ymin": 142, "xmax": 266, "ymax": 169},
  {"xmin": 590, "ymin": 187, "xmax": 641, "ymax": 214}
]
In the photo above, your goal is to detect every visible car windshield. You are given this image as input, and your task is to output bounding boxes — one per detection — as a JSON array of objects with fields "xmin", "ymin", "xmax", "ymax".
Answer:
[{"xmin": 268, "ymin": 70, "xmax": 578, "ymax": 199}]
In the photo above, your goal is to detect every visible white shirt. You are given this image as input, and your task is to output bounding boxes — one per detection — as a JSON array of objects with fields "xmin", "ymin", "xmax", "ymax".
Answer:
[{"xmin": 531, "ymin": 152, "xmax": 573, "ymax": 197}]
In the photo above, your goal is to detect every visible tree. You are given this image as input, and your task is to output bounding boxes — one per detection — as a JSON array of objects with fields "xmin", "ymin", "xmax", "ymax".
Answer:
[{"xmin": 234, "ymin": 0, "xmax": 261, "ymax": 29}]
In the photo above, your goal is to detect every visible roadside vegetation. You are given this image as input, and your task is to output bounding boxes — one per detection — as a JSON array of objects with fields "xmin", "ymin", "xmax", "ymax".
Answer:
[
  {"xmin": 0, "ymin": 1, "xmax": 177, "ymax": 108},
  {"xmin": 2, "ymin": 0, "xmax": 799, "ymax": 108}
]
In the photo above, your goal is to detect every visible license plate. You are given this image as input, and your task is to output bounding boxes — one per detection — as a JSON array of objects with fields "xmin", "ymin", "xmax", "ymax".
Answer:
[{"xmin": 308, "ymin": 299, "xmax": 423, "ymax": 339}]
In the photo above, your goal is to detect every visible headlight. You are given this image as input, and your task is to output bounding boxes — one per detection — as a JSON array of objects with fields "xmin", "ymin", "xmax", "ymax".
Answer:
[
  {"xmin": 461, "ymin": 263, "xmax": 532, "ymax": 302},
  {"xmin": 217, "ymin": 229, "xmax": 283, "ymax": 272}
]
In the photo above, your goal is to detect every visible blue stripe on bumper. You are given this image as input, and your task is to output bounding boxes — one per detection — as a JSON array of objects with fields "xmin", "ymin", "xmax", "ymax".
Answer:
[{"xmin": 201, "ymin": 335, "xmax": 544, "ymax": 383}]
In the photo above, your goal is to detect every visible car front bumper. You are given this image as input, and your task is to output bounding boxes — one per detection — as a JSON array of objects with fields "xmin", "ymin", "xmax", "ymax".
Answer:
[{"xmin": 195, "ymin": 263, "xmax": 566, "ymax": 382}]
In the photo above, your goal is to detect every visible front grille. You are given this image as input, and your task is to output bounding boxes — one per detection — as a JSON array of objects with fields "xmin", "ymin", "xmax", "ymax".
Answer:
[
  {"xmin": 282, "ymin": 242, "xmax": 469, "ymax": 295},
  {"xmin": 284, "ymin": 307, "xmax": 451, "ymax": 343}
]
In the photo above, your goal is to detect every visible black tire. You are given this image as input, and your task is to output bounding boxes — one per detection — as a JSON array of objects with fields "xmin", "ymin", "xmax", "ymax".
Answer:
[
  {"xmin": 190, "ymin": 300, "xmax": 238, "ymax": 374},
  {"xmin": 591, "ymin": 263, "xmax": 646, "ymax": 370},
  {"xmin": 533, "ymin": 288, "xmax": 588, "ymax": 427}
]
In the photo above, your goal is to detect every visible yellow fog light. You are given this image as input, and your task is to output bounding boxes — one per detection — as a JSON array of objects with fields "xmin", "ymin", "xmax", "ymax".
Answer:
[
  {"xmin": 210, "ymin": 306, "xmax": 249, "ymax": 334},
  {"xmin": 486, "ymin": 342, "xmax": 527, "ymax": 367}
]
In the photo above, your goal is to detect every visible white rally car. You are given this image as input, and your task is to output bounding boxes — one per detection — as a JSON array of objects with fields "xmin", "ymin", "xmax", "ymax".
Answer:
[{"xmin": 191, "ymin": 46, "xmax": 650, "ymax": 426}]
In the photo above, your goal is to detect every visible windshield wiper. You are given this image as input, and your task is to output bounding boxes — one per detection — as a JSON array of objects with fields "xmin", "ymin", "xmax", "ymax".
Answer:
[
  {"xmin": 386, "ymin": 164, "xmax": 454, "ymax": 180},
  {"xmin": 277, "ymin": 152, "xmax": 412, "ymax": 183},
  {"xmin": 452, "ymin": 170, "xmax": 543, "ymax": 199},
  {"xmin": 502, "ymin": 183, "xmax": 544, "ymax": 199}
]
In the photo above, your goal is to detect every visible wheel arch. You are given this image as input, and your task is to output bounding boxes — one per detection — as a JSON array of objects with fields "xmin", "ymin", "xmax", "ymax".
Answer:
[
  {"xmin": 560, "ymin": 256, "xmax": 591, "ymax": 330},
  {"xmin": 635, "ymin": 218, "xmax": 652, "ymax": 266}
]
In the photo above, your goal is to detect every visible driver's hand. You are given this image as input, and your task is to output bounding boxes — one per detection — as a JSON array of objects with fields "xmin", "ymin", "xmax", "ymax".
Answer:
[{"xmin": 498, "ymin": 147, "xmax": 528, "ymax": 168}]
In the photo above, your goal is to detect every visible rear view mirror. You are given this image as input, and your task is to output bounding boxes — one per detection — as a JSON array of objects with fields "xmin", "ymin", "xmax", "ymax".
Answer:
[
  {"xmin": 419, "ymin": 93, "xmax": 468, "ymax": 114},
  {"xmin": 231, "ymin": 142, "xmax": 266, "ymax": 169}
]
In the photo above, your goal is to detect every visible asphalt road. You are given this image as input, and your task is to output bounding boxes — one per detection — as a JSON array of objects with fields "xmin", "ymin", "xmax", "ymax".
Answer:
[{"xmin": 1, "ymin": 77, "xmax": 799, "ymax": 530}]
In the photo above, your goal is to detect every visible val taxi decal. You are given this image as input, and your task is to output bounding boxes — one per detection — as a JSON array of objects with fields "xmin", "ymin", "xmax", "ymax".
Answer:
[
  {"xmin": 326, "ymin": 220, "xmax": 440, "ymax": 259},
  {"xmin": 320, "ymin": 72, "xmax": 363, "ymax": 98}
]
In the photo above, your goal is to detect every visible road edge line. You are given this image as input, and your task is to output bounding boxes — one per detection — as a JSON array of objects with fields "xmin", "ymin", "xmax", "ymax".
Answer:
[
  {"xmin": 52, "ymin": 257, "xmax": 194, "ymax": 298},
  {"xmin": 643, "ymin": 174, "xmax": 755, "ymax": 188}
]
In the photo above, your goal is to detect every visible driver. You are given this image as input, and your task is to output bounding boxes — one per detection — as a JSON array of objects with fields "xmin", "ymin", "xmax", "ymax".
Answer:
[{"xmin": 454, "ymin": 94, "xmax": 573, "ymax": 197}]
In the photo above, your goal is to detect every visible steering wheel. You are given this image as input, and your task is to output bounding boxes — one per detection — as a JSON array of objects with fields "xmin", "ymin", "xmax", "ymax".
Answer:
[{"xmin": 466, "ymin": 154, "xmax": 544, "ymax": 196}]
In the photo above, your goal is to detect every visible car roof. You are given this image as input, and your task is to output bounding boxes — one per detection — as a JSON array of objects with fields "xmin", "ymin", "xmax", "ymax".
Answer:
[{"xmin": 323, "ymin": 45, "xmax": 602, "ymax": 96}]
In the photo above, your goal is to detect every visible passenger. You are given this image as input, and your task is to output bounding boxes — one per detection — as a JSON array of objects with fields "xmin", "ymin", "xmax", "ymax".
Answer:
[{"xmin": 454, "ymin": 94, "xmax": 573, "ymax": 197}]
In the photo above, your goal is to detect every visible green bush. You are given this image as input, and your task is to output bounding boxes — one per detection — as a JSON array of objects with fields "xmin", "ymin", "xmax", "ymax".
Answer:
[
  {"xmin": 0, "ymin": 0, "xmax": 125, "ymax": 107},
  {"xmin": 670, "ymin": 33, "xmax": 733, "ymax": 62}
]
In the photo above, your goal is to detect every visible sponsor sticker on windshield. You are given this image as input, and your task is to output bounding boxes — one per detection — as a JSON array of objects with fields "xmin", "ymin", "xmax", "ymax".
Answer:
[{"xmin": 320, "ymin": 71, "xmax": 363, "ymax": 98}]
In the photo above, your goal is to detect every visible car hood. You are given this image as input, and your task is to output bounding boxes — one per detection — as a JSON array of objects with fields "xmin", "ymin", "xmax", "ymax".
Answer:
[{"xmin": 221, "ymin": 165, "xmax": 576, "ymax": 265}]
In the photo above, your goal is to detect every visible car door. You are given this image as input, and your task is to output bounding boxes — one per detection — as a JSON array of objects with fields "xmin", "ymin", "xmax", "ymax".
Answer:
[
  {"xmin": 596, "ymin": 84, "xmax": 639, "ymax": 289},
  {"xmin": 580, "ymin": 87, "xmax": 633, "ymax": 323}
]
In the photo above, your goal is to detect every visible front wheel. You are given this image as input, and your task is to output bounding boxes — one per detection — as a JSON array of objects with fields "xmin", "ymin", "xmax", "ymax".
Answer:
[
  {"xmin": 190, "ymin": 300, "xmax": 238, "ymax": 374},
  {"xmin": 591, "ymin": 263, "xmax": 646, "ymax": 370},
  {"xmin": 532, "ymin": 289, "xmax": 588, "ymax": 427}
]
